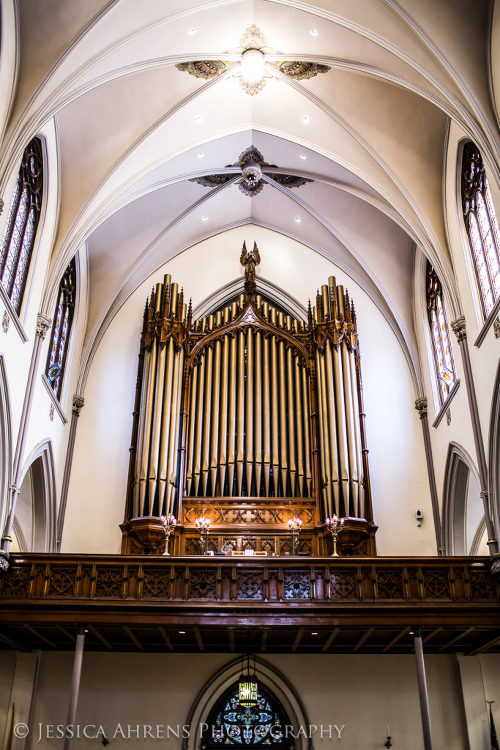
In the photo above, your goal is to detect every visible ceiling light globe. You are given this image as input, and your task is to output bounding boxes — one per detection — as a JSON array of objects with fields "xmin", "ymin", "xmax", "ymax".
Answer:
[{"xmin": 240, "ymin": 48, "xmax": 265, "ymax": 85}]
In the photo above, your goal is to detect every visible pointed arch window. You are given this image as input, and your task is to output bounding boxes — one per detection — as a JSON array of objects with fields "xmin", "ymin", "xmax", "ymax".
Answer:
[
  {"xmin": 45, "ymin": 258, "xmax": 76, "ymax": 399},
  {"xmin": 461, "ymin": 141, "xmax": 500, "ymax": 317},
  {"xmin": 202, "ymin": 684, "xmax": 288, "ymax": 748},
  {"xmin": 427, "ymin": 263, "xmax": 456, "ymax": 404},
  {"xmin": 0, "ymin": 138, "xmax": 43, "ymax": 314}
]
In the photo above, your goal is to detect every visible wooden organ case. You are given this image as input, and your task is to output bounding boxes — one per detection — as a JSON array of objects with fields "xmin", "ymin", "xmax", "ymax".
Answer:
[{"xmin": 121, "ymin": 243, "xmax": 377, "ymax": 556}]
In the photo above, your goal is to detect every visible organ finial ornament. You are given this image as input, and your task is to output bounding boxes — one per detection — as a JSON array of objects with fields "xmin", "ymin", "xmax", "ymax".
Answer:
[{"xmin": 240, "ymin": 241, "xmax": 261, "ymax": 297}]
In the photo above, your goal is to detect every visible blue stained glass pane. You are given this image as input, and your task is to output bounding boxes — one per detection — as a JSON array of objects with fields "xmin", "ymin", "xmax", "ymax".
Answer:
[
  {"xmin": 0, "ymin": 178, "xmax": 22, "ymax": 268},
  {"xmin": 208, "ymin": 689, "xmax": 284, "ymax": 746},
  {"xmin": 469, "ymin": 213, "xmax": 494, "ymax": 314},
  {"xmin": 1, "ymin": 187, "xmax": 29, "ymax": 295},
  {"xmin": 11, "ymin": 209, "xmax": 35, "ymax": 312}
]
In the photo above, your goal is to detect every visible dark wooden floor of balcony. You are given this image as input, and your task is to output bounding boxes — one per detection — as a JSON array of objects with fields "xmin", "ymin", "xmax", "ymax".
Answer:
[{"xmin": 0, "ymin": 554, "xmax": 499, "ymax": 654}]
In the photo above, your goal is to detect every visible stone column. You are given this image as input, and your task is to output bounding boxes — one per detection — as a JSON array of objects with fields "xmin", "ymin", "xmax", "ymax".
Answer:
[
  {"xmin": 415, "ymin": 397, "xmax": 443, "ymax": 554},
  {"xmin": 56, "ymin": 395, "xmax": 84, "ymax": 551},
  {"xmin": 413, "ymin": 627, "xmax": 433, "ymax": 750},
  {"xmin": 63, "ymin": 629, "xmax": 86, "ymax": 750},
  {"xmin": 1, "ymin": 313, "xmax": 51, "ymax": 554},
  {"xmin": 451, "ymin": 316, "xmax": 498, "ymax": 554}
]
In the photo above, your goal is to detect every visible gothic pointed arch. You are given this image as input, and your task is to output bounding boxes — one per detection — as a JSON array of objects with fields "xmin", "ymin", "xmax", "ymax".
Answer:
[
  {"xmin": 183, "ymin": 657, "xmax": 311, "ymax": 750},
  {"xmin": 45, "ymin": 256, "xmax": 77, "ymax": 399},
  {"xmin": 0, "ymin": 356, "xmax": 12, "ymax": 535},
  {"xmin": 13, "ymin": 440, "xmax": 56, "ymax": 552},
  {"xmin": 442, "ymin": 443, "xmax": 483, "ymax": 555},
  {"xmin": 425, "ymin": 262, "xmax": 456, "ymax": 404}
]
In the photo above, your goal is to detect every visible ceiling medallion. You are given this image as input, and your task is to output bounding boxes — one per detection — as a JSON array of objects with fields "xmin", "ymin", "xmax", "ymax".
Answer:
[
  {"xmin": 176, "ymin": 25, "xmax": 330, "ymax": 94},
  {"xmin": 190, "ymin": 146, "xmax": 312, "ymax": 197}
]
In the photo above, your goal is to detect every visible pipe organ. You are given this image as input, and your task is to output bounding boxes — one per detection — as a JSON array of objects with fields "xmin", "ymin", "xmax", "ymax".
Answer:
[{"xmin": 121, "ymin": 243, "xmax": 376, "ymax": 556}]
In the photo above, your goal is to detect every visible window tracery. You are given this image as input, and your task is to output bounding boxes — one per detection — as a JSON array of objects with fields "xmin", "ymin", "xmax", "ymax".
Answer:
[
  {"xmin": 461, "ymin": 141, "xmax": 500, "ymax": 317},
  {"xmin": 203, "ymin": 686, "xmax": 286, "ymax": 747},
  {"xmin": 0, "ymin": 138, "xmax": 43, "ymax": 314}
]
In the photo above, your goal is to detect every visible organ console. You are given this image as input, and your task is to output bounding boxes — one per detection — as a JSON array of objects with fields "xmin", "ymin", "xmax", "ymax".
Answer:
[{"xmin": 121, "ymin": 242, "xmax": 376, "ymax": 556}]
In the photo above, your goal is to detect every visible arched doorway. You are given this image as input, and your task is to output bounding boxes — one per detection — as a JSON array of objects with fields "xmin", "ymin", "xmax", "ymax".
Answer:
[
  {"xmin": 443, "ymin": 443, "xmax": 487, "ymax": 555},
  {"xmin": 10, "ymin": 441, "xmax": 56, "ymax": 552}
]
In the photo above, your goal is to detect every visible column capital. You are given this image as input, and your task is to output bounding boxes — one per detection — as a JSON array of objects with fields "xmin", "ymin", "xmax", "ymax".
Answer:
[
  {"xmin": 36, "ymin": 313, "xmax": 52, "ymax": 339},
  {"xmin": 72, "ymin": 394, "xmax": 85, "ymax": 415},
  {"xmin": 451, "ymin": 315, "xmax": 467, "ymax": 342},
  {"xmin": 415, "ymin": 397, "xmax": 428, "ymax": 418}
]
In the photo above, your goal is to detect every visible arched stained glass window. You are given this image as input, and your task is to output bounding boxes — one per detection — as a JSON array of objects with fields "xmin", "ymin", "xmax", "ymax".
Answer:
[
  {"xmin": 202, "ymin": 685, "xmax": 288, "ymax": 748},
  {"xmin": 427, "ymin": 262, "xmax": 456, "ymax": 404},
  {"xmin": 0, "ymin": 138, "xmax": 43, "ymax": 314},
  {"xmin": 461, "ymin": 141, "xmax": 500, "ymax": 317},
  {"xmin": 45, "ymin": 258, "xmax": 76, "ymax": 399}
]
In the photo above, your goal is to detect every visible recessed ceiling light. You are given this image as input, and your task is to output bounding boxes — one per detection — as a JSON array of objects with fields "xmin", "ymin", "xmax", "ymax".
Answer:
[
  {"xmin": 194, "ymin": 115, "xmax": 202, "ymax": 123},
  {"xmin": 310, "ymin": 29, "xmax": 319, "ymax": 36},
  {"xmin": 303, "ymin": 115, "xmax": 310, "ymax": 124},
  {"xmin": 201, "ymin": 215, "xmax": 208, "ymax": 222},
  {"xmin": 295, "ymin": 216, "xmax": 301, "ymax": 223},
  {"xmin": 311, "ymin": 632, "xmax": 318, "ymax": 635},
  {"xmin": 187, "ymin": 27, "xmax": 196, "ymax": 35},
  {"xmin": 299, "ymin": 154, "xmax": 307, "ymax": 160},
  {"xmin": 178, "ymin": 630, "xmax": 186, "ymax": 634},
  {"xmin": 198, "ymin": 152, "xmax": 205, "ymax": 159}
]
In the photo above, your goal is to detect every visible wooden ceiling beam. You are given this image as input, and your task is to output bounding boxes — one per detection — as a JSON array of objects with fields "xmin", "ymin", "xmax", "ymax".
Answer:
[
  {"xmin": 439, "ymin": 628, "xmax": 476, "ymax": 652},
  {"xmin": 89, "ymin": 625, "xmax": 113, "ymax": 650},
  {"xmin": 469, "ymin": 633, "xmax": 500, "ymax": 656},
  {"xmin": 158, "ymin": 627, "xmax": 174, "ymax": 651},
  {"xmin": 228, "ymin": 628, "xmax": 236, "ymax": 652},
  {"xmin": 353, "ymin": 627, "xmax": 374, "ymax": 653},
  {"xmin": 23, "ymin": 624, "xmax": 56, "ymax": 648},
  {"xmin": 292, "ymin": 628, "xmax": 304, "ymax": 652},
  {"xmin": 194, "ymin": 627, "xmax": 204, "ymax": 652},
  {"xmin": 383, "ymin": 627, "xmax": 410, "ymax": 653},
  {"xmin": 423, "ymin": 627, "xmax": 443, "ymax": 644},
  {"xmin": 0, "ymin": 631, "xmax": 25, "ymax": 650},
  {"xmin": 322, "ymin": 628, "xmax": 340, "ymax": 652},
  {"xmin": 124, "ymin": 626, "xmax": 143, "ymax": 651},
  {"xmin": 260, "ymin": 628, "xmax": 269, "ymax": 652}
]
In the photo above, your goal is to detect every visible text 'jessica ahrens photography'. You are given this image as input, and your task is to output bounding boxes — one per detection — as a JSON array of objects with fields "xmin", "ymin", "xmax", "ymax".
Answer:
[{"xmin": 24, "ymin": 723, "xmax": 347, "ymax": 742}]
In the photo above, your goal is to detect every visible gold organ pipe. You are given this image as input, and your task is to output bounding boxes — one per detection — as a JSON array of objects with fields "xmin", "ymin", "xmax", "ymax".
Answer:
[
  {"xmin": 262, "ymin": 324, "xmax": 271, "ymax": 496},
  {"xmin": 317, "ymin": 349, "xmax": 333, "ymax": 518},
  {"xmin": 192, "ymin": 353, "xmax": 206, "ymax": 496},
  {"xmin": 166, "ymin": 349, "xmax": 184, "ymax": 514},
  {"xmin": 245, "ymin": 328, "xmax": 255, "ymax": 495},
  {"xmin": 185, "ymin": 363, "xmax": 197, "ymax": 497},
  {"xmin": 138, "ymin": 338, "xmax": 157, "ymax": 516},
  {"xmin": 170, "ymin": 283, "xmax": 178, "ymax": 318},
  {"xmin": 342, "ymin": 342, "xmax": 358, "ymax": 516},
  {"xmin": 302, "ymin": 365, "xmax": 312, "ymax": 497},
  {"xmin": 278, "ymin": 321, "xmax": 288, "ymax": 495},
  {"xmin": 294, "ymin": 355, "xmax": 305, "ymax": 497},
  {"xmin": 254, "ymin": 330, "xmax": 263, "ymax": 496},
  {"xmin": 270, "ymin": 310, "xmax": 279, "ymax": 496},
  {"xmin": 218, "ymin": 309, "xmax": 231, "ymax": 494},
  {"xmin": 332, "ymin": 336, "xmax": 349, "ymax": 514},
  {"xmin": 153, "ymin": 337, "xmax": 171, "ymax": 514},
  {"xmin": 325, "ymin": 340, "xmax": 340, "ymax": 514},
  {"xmin": 133, "ymin": 346, "xmax": 151, "ymax": 517},
  {"xmin": 201, "ymin": 345, "xmax": 214, "ymax": 495},
  {"xmin": 236, "ymin": 330, "xmax": 245, "ymax": 495},
  {"xmin": 349, "ymin": 350, "xmax": 363, "ymax": 517},
  {"xmin": 286, "ymin": 345, "xmax": 297, "ymax": 497},
  {"xmin": 210, "ymin": 312, "xmax": 222, "ymax": 495},
  {"xmin": 227, "ymin": 304, "xmax": 238, "ymax": 495}
]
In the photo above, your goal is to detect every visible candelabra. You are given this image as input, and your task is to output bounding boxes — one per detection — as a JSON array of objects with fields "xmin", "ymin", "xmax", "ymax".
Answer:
[
  {"xmin": 160, "ymin": 514, "xmax": 177, "ymax": 555},
  {"xmin": 325, "ymin": 515, "xmax": 344, "ymax": 557},
  {"xmin": 195, "ymin": 516, "xmax": 211, "ymax": 555},
  {"xmin": 287, "ymin": 517, "xmax": 303, "ymax": 556}
]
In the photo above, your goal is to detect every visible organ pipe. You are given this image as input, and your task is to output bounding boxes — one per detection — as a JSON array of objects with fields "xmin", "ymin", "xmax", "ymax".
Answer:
[{"xmin": 125, "ymin": 245, "xmax": 372, "ymax": 530}]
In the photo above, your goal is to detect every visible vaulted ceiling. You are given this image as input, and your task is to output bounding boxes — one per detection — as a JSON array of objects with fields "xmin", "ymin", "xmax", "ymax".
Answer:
[{"xmin": 1, "ymin": 0, "xmax": 499, "ymax": 393}]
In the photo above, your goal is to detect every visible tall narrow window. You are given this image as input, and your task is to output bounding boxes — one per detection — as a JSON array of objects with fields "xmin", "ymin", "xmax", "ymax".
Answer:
[
  {"xmin": 0, "ymin": 138, "xmax": 43, "ymax": 314},
  {"xmin": 461, "ymin": 141, "xmax": 500, "ymax": 317},
  {"xmin": 46, "ymin": 258, "xmax": 76, "ymax": 399},
  {"xmin": 427, "ymin": 262, "xmax": 456, "ymax": 404}
]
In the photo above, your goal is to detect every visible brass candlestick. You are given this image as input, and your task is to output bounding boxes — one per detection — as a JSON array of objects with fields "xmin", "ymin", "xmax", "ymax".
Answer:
[
  {"xmin": 325, "ymin": 515, "xmax": 345, "ymax": 557},
  {"xmin": 195, "ymin": 516, "xmax": 211, "ymax": 555},
  {"xmin": 160, "ymin": 514, "xmax": 177, "ymax": 555},
  {"xmin": 287, "ymin": 517, "xmax": 303, "ymax": 556}
]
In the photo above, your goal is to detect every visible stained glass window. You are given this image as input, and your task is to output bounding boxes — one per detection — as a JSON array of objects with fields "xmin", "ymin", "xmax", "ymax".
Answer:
[
  {"xmin": 0, "ymin": 138, "xmax": 43, "ymax": 314},
  {"xmin": 202, "ymin": 686, "xmax": 287, "ymax": 747},
  {"xmin": 427, "ymin": 263, "xmax": 456, "ymax": 404},
  {"xmin": 461, "ymin": 141, "xmax": 500, "ymax": 318},
  {"xmin": 45, "ymin": 258, "xmax": 76, "ymax": 399}
]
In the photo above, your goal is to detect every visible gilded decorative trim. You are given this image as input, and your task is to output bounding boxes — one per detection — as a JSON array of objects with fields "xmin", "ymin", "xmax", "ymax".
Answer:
[
  {"xmin": 278, "ymin": 61, "xmax": 330, "ymax": 80},
  {"xmin": 175, "ymin": 60, "xmax": 227, "ymax": 79}
]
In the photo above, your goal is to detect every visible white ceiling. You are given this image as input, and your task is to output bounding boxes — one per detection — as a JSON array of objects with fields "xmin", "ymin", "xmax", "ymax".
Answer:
[{"xmin": 1, "ymin": 0, "xmax": 499, "ymax": 393}]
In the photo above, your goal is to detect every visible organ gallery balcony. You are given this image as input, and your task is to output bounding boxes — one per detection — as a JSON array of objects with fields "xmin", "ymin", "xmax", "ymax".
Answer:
[{"xmin": 0, "ymin": 554, "xmax": 499, "ymax": 654}]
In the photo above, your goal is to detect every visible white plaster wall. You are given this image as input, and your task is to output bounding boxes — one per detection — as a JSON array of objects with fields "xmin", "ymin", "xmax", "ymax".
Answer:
[
  {"xmin": 63, "ymin": 224, "xmax": 432, "ymax": 555},
  {"xmin": 0, "ymin": 0, "xmax": 17, "ymax": 146},
  {"xmin": 21, "ymin": 651, "xmax": 469, "ymax": 750}
]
